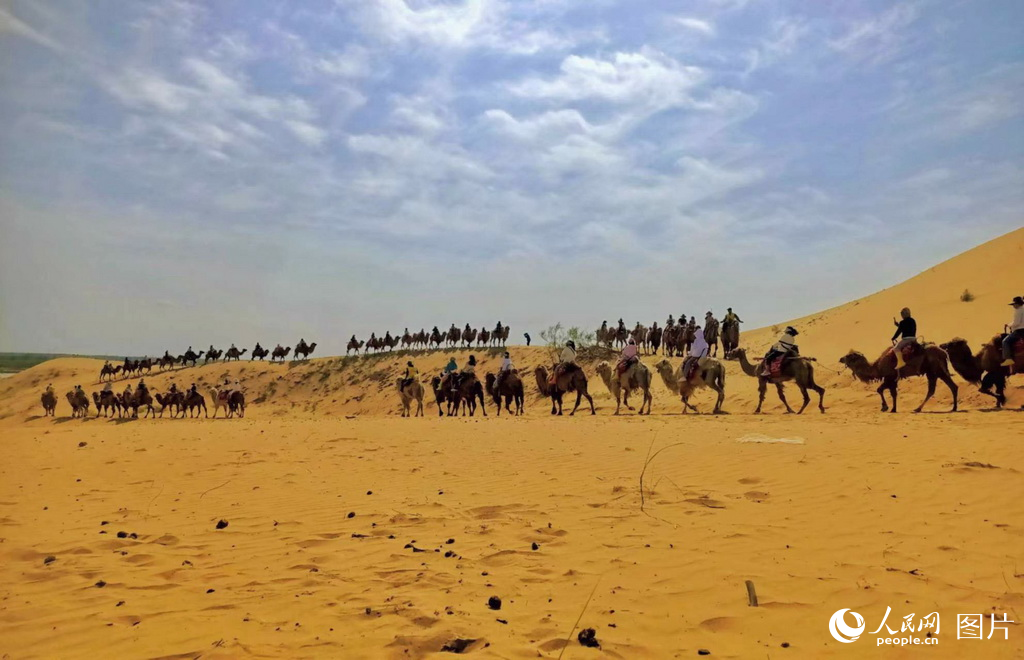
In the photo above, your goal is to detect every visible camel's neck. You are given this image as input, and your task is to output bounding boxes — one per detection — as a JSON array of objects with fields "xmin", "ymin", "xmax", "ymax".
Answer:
[
  {"xmin": 657, "ymin": 367, "xmax": 678, "ymax": 391},
  {"xmin": 850, "ymin": 359, "xmax": 878, "ymax": 382},
  {"xmin": 736, "ymin": 352, "xmax": 760, "ymax": 377},
  {"xmin": 599, "ymin": 370, "xmax": 616, "ymax": 392}
]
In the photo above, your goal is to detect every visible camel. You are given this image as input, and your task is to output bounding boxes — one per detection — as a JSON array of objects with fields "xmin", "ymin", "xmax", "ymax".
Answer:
[
  {"xmin": 294, "ymin": 341, "xmax": 317, "ymax": 360},
  {"xmin": 209, "ymin": 388, "xmax": 229, "ymax": 418},
  {"xmin": 447, "ymin": 325, "xmax": 461, "ymax": 348},
  {"xmin": 477, "ymin": 329, "xmax": 490, "ymax": 347},
  {"xmin": 595, "ymin": 360, "xmax": 653, "ymax": 415},
  {"xmin": 703, "ymin": 319, "xmax": 721, "ymax": 357},
  {"xmin": 99, "ymin": 363, "xmax": 118, "ymax": 382},
  {"xmin": 654, "ymin": 358, "xmax": 726, "ymax": 414},
  {"xmin": 182, "ymin": 390, "xmax": 208, "ymax": 418},
  {"xmin": 251, "ymin": 345, "xmax": 270, "ymax": 361},
  {"xmin": 463, "ymin": 327, "xmax": 478, "ymax": 348},
  {"xmin": 839, "ymin": 343, "xmax": 957, "ymax": 413},
  {"xmin": 452, "ymin": 374, "xmax": 487, "ymax": 416},
  {"xmin": 181, "ymin": 350, "xmax": 204, "ymax": 367},
  {"xmin": 224, "ymin": 347, "xmax": 247, "ymax": 361},
  {"xmin": 154, "ymin": 392, "xmax": 182, "ymax": 418},
  {"xmin": 226, "ymin": 391, "xmax": 245, "ymax": 418},
  {"xmin": 123, "ymin": 387, "xmax": 156, "ymax": 418},
  {"xmin": 430, "ymin": 329, "xmax": 446, "ymax": 348},
  {"xmin": 93, "ymin": 390, "xmax": 122, "ymax": 417},
  {"xmin": 721, "ymin": 321, "xmax": 740, "ymax": 354},
  {"xmin": 66, "ymin": 390, "xmax": 90, "ymax": 418},
  {"xmin": 347, "ymin": 337, "xmax": 365, "ymax": 355},
  {"xmin": 41, "ymin": 390, "xmax": 57, "ymax": 416},
  {"xmin": 648, "ymin": 326, "xmax": 663, "ymax": 354},
  {"xmin": 942, "ymin": 336, "xmax": 1022, "ymax": 408},
  {"xmin": 401, "ymin": 330, "xmax": 415, "ymax": 349},
  {"xmin": 205, "ymin": 348, "xmax": 223, "ymax": 364},
  {"xmin": 158, "ymin": 353, "xmax": 177, "ymax": 370},
  {"xmin": 396, "ymin": 378, "xmax": 425, "ymax": 417},
  {"xmin": 272, "ymin": 346, "xmax": 291, "ymax": 362},
  {"xmin": 430, "ymin": 376, "xmax": 456, "ymax": 417},
  {"xmin": 534, "ymin": 365, "xmax": 595, "ymax": 416},
  {"xmin": 727, "ymin": 348, "xmax": 826, "ymax": 414},
  {"xmin": 485, "ymin": 371, "xmax": 525, "ymax": 416}
]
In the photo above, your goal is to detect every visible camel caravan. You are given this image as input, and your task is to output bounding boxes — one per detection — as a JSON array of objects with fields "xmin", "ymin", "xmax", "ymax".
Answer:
[
  {"xmin": 96, "ymin": 339, "xmax": 318, "ymax": 382},
  {"xmin": 38, "ymin": 296, "xmax": 1024, "ymax": 419},
  {"xmin": 349, "ymin": 322, "xmax": 511, "ymax": 355}
]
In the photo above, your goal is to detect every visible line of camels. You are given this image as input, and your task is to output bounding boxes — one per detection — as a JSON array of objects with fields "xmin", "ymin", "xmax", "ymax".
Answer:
[
  {"xmin": 395, "ymin": 333, "xmax": 1022, "ymax": 417},
  {"xmin": 594, "ymin": 317, "xmax": 740, "ymax": 357},
  {"xmin": 98, "ymin": 340, "xmax": 319, "ymax": 381},
  {"xmin": 45, "ymin": 384, "xmax": 246, "ymax": 420},
  {"xmin": 348, "ymin": 323, "xmax": 512, "ymax": 354}
]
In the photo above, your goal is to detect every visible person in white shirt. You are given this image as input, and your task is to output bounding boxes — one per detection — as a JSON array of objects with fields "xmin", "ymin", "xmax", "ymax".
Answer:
[
  {"xmin": 496, "ymin": 352, "xmax": 515, "ymax": 389},
  {"xmin": 558, "ymin": 341, "xmax": 578, "ymax": 377},
  {"xmin": 1001, "ymin": 296, "xmax": 1024, "ymax": 366},
  {"xmin": 762, "ymin": 326, "xmax": 799, "ymax": 376}
]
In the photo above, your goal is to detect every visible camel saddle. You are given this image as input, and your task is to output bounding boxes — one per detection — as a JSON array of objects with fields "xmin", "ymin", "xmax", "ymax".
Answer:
[
  {"xmin": 763, "ymin": 356, "xmax": 788, "ymax": 379},
  {"xmin": 218, "ymin": 390, "xmax": 231, "ymax": 402},
  {"xmin": 885, "ymin": 341, "xmax": 924, "ymax": 367},
  {"xmin": 550, "ymin": 363, "xmax": 576, "ymax": 385},
  {"xmin": 616, "ymin": 357, "xmax": 637, "ymax": 375},
  {"xmin": 683, "ymin": 357, "xmax": 701, "ymax": 382}
]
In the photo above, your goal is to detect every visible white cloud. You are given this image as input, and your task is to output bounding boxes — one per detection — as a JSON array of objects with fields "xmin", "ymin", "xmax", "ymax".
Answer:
[
  {"xmin": 675, "ymin": 17, "xmax": 715, "ymax": 37},
  {"xmin": 829, "ymin": 4, "xmax": 919, "ymax": 64},
  {"xmin": 0, "ymin": 5, "xmax": 63, "ymax": 51}
]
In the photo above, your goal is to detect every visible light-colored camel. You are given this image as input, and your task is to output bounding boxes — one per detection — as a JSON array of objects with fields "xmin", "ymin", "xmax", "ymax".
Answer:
[
  {"xmin": 209, "ymin": 388, "xmax": 230, "ymax": 418},
  {"xmin": 839, "ymin": 344, "xmax": 957, "ymax": 413},
  {"xmin": 595, "ymin": 360, "xmax": 653, "ymax": 415},
  {"xmin": 66, "ymin": 390, "xmax": 90, "ymax": 417},
  {"xmin": 396, "ymin": 378, "xmax": 425, "ymax": 417},
  {"xmin": 654, "ymin": 358, "xmax": 726, "ymax": 414},
  {"xmin": 728, "ymin": 348, "xmax": 825, "ymax": 414}
]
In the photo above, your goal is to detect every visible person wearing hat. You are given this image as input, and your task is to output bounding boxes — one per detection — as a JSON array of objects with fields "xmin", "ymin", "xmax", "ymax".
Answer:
[
  {"xmin": 401, "ymin": 361, "xmax": 418, "ymax": 389},
  {"xmin": 890, "ymin": 307, "xmax": 918, "ymax": 369},
  {"xmin": 618, "ymin": 337, "xmax": 639, "ymax": 379},
  {"xmin": 1001, "ymin": 296, "xmax": 1024, "ymax": 367},
  {"xmin": 762, "ymin": 326, "xmax": 799, "ymax": 376},
  {"xmin": 723, "ymin": 308, "xmax": 743, "ymax": 326}
]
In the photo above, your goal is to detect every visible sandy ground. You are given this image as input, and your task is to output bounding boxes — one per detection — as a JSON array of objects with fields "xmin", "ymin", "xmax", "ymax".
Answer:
[{"xmin": 1, "ymin": 228, "xmax": 1023, "ymax": 658}]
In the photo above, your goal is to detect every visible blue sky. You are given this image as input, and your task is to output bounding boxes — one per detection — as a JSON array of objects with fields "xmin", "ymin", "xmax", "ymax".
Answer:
[{"xmin": 1, "ymin": 0, "xmax": 1021, "ymax": 355}]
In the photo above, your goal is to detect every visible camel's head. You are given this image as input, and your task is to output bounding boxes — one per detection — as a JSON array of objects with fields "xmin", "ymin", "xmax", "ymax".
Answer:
[
  {"xmin": 940, "ymin": 337, "xmax": 969, "ymax": 353},
  {"xmin": 838, "ymin": 350, "xmax": 865, "ymax": 368},
  {"xmin": 654, "ymin": 359, "xmax": 673, "ymax": 375},
  {"xmin": 595, "ymin": 361, "xmax": 612, "ymax": 379},
  {"xmin": 723, "ymin": 348, "xmax": 744, "ymax": 361}
]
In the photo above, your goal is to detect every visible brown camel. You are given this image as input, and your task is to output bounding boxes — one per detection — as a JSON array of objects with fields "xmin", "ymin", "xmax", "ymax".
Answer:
[
  {"xmin": 272, "ymin": 346, "xmax": 291, "ymax": 362},
  {"xmin": 654, "ymin": 358, "xmax": 726, "ymax": 414},
  {"xmin": 839, "ymin": 344, "xmax": 957, "ymax": 413},
  {"xmin": 595, "ymin": 360, "xmax": 653, "ymax": 415},
  {"xmin": 224, "ymin": 347, "xmax": 247, "ymax": 361},
  {"xmin": 430, "ymin": 376, "xmax": 457, "ymax": 416},
  {"xmin": 123, "ymin": 387, "xmax": 156, "ymax": 418},
  {"xmin": 477, "ymin": 329, "xmax": 490, "ymax": 347},
  {"xmin": 721, "ymin": 321, "xmax": 740, "ymax": 353},
  {"xmin": 294, "ymin": 341, "xmax": 317, "ymax": 360},
  {"xmin": 155, "ymin": 391, "xmax": 182, "ymax": 418},
  {"xmin": 396, "ymin": 378, "xmax": 425, "ymax": 417},
  {"xmin": 226, "ymin": 390, "xmax": 245, "ymax": 418},
  {"xmin": 182, "ymin": 390, "xmax": 208, "ymax": 418},
  {"xmin": 452, "ymin": 374, "xmax": 487, "ymax": 417},
  {"xmin": 66, "ymin": 390, "xmax": 90, "ymax": 418},
  {"xmin": 534, "ymin": 365, "xmax": 595, "ymax": 416},
  {"xmin": 727, "ymin": 348, "xmax": 826, "ymax": 414},
  {"xmin": 485, "ymin": 371, "xmax": 525, "ymax": 416},
  {"xmin": 41, "ymin": 390, "xmax": 57, "ymax": 416},
  {"xmin": 942, "ymin": 336, "xmax": 1022, "ymax": 408},
  {"xmin": 93, "ymin": 390, "xmax": 123, "ymax": 417},
  {"xmin": 251, "ymin": 345, "xmax": 269, "ymax": 361},
  {"xmin": 346, "ymin": 337, "xmax": 364, "ymax": 354}
]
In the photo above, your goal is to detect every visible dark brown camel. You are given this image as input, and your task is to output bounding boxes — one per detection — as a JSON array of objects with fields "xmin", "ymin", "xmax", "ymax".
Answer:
[
  {"xmin": 534, "ymin": 365, "xmax": 595, "ymax": 416},
  {"xmin": 224, "ymin": 347, "xmax": 247, "ymax": 361},
  {"xmin": 346, "ymin": 337, "xmax": 364, "ymax": 354},
  {"xmin": 66, "ymin": 390, "xmax": 90, "ymax": 417},
  {"xmin": 430, "ymin": 376, "xmax": 456, "ymax": 417},
  {"xmin": 941, "ymin": 335, "xmax": 1022, "ymax": 408},
  {"xmin": 721, "ymin": 321, "xmax": 740, "ymax": 353},
  {"xmin": 486, "ymin": 371, "xmax": 524, "ymax": 416},
  {"xmin": 93, "ymin": 390, "xmax": 122, "ymax": 417},
  {"xmin": 727, "ymin": 347, "xmax": 825, "ymax": 414},
  {"xmin": 41, "ymin": 390, "xmax": 57, "ymax": 416},
  {"xmin": 252, "ymin": 345, "xmax": 270, "ymax": 361},
  {"xmin": 294, "ymin": 341, "xmax": 317, "ymax": 360},
  {"xmin": 271, "ymin": 346, "xmax": 291, "ymax": 362},
  {"xmin": 155, "ymin": 391, "xmax": 182, "ymax": 418},
  {"xmin": 839, "ymin": 343, "xmax": 958, "ymax": 413}
]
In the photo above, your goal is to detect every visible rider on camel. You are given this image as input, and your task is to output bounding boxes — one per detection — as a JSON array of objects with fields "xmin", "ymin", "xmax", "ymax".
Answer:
[
  {"xmin": 762, "ymin": 326, "xmax": 799, "ymax": 377},
  {"xmin": 891, "ymin": 307, "xmax": 918, "ymax": 369},
  {"xmin": 1002, "ymin": 296, "xmax": 1024, "ymax": 367}
]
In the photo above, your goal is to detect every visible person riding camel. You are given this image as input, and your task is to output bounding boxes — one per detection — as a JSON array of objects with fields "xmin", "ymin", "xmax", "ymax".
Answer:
[
  {"xmin": 666, "ymin": 315, "xmax": 675, "ymax": 328},
  {"xmin": 724, "ymin": 308, "xmax": 742, "ymax": 326},
  {"xmin": 102, "ymin": 381, "xmax": 113, "ymax": 393},
  {"xmin": 618, "ymin": 338, "xmax": 639, "ymax": 383},
  {"xmin": 684, "ymin": 324, "xmax": 709, "ymax": 380},
  {"xmin": 254, "ymin": 341, "xmax": 263, "ymax": 353},
  {"xmin": 891, "ymin": 307, "xmax": 918, "ymax": 369},
  {"xmin": 496, "ymin": 351, "xmax": 515, "ymax": 390},
  {"xmin": 168, "ymin": 382, "xmax": 178, "ymax": 394},
  {"xmin": 401, "ymin": 361, "xmax": 418, "ymax": 389},
  {"xmin": 440, "ymin": 357, "xmax": 458, "ymax": 389},
  {"xmin": 137, "ymin": 379, "xmax": 148, "ymax": 395},
  {"xmin": 762, "ymin": 326, "xmax": 799, "ymax": 376},
  {"xmin": 1001, "ymin": 296, "xmax": 1024, "ymax": 367},
  {"xmin": 189, "ymin": 383, "xmax": 198, "ymax": 395},
  {"xmin": 558, "ymin": 340, "xmax": 578, "ymax": 374},
  {"xmin": 46, "ymin": 383, "xmax": 55, "ymax": 395}
]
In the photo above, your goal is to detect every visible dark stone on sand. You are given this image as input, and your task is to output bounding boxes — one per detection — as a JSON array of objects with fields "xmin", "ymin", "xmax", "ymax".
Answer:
[
  {"xmin": 117, "ymin": 531, "xmax": 128, "ymax": 538},
  {"xmin": 216, "ymin": 519, "xmax": 229, "ymax": 529},
  {"xmin": 95, "ymin": 580, "xmax": 106, "ymax": 588},
  {"xmin": 781, "ymin": 642, "xmax": 790, "ymax": 648},
  {"xmin": 351, "ymin": 533, "xmax": 367, "ymax": 538},
  {"xmin": 487, "ymin": 596, "xmax": 502, "ymax": 611},
  {"xmin": 44, "ymin": 556, "xmax": 56, "ymax": 565},
  {"xmin": 578, "ymin": 628, "xmax": 600, "ymax": 648},
  {"xmin": 698, "ymin": 650, "xmax": 711, "ymax": 656},
  {"xmin": 207, "ymin": 589, "xmax": 215, "ymax": 593},
  {"xmin": 78, "ymin": 442, "xmax": 87, "ymax": 447},
  {"xmin": 116, "ymin": 601, "xmax": 125, "ymax": 607},
  {"xmin": 366, "ymin": 491, "xmax": 372, "ymax": 495},
  {"xmin": 446, "ymin": 538, "xmax": 455, "ymax": 544},
  {"xmin": 444, "ymin": 551, "xmax": 455, "ymax": 558},
  {"xmin": 497, "ymin": 618, "xmax": 508, "ymax": 624},
  {"xmin": 440, "ymin": 638, "xmax": 476, "ymax": 654},
  {"xmin": 532, "ymin": 542, "xmax": 539, "ymax": 551},
  {"xmin": 347, "ymin": 512, "xmax": 355, "ymax": 518},
  {"xmin": 101, "ymin": 521, "xmax": 109, "ymax": 525}
]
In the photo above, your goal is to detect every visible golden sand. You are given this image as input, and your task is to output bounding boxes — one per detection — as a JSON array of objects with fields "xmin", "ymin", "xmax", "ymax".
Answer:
[{"xmin": 0, "ymin": 228, "xmax": 1022, "ymax": 658}]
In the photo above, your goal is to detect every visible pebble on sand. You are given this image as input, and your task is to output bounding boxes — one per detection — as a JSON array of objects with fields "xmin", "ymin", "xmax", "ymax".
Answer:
[
  {"xmin": 216, "ymin": 519, "xmax": 229, "ymax": 529},
  {"xmin": 577, "ymin": 628, "xmax": 600, "ymax": 648},
  {"xmin": 43, "ymin": 556, "xmax": 56, "ymax": 565},
  {"xmin": 487, "ymin": 596, "xmax": 502, "ymax": 611}
]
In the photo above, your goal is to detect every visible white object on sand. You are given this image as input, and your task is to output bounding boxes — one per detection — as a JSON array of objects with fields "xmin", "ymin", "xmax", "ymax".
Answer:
[{"xmin": 738, "ymin": 434, "xmax": 805, "ymax": 445}]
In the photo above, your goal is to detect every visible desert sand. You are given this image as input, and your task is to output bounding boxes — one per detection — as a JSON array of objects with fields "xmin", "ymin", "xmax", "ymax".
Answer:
[{"xmin": 0, "ymin": 228, "xmax": 1022, "ymax": 658}]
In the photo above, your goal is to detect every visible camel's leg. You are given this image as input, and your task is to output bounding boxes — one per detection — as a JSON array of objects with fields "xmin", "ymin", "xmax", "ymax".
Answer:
[
  {"xmin": 570, "ymin": 390, "xmax": 583, "ymax": 416},
  {"xmin": 939, "ymin": 372, "xmax": 958, "ymax": 412},
  {"xmin": 914, "ymin": 375, "xmax": 938, "ymax": 413},
  {"xmin": 643, "ymin": 388, "xmax": 652, "ymax": 415},
  {"xmin": 755, "ymin": 379, "xmax": 767, "ymax": 414},
  {"xmin": 875, "ymin": 382, "xmax": 889, "ymax": 412},
  {"xmin": 585, "ymin": 391, "xmax": 595, "ymax": 415},
  {"xmin": 713, "ymin": 385, "xmax": 725, "ymax": 414},
  {"xmin": 613, "ymin": 389, "xmax": 621, "ymax": 415},
  {"xmin": 479, "ymin": 391, "xmax": 488, "ymax": 416},
  {"xmin": 888, "ymin": 378, "xmax": 898, "ymax": 413},
  {"xmin": 796, "ymin": 386, "xmax": 811, "ymax": 414},
  {"xmin": 775, "ymin": 383, "xmax": 795, "ymax": 414}
]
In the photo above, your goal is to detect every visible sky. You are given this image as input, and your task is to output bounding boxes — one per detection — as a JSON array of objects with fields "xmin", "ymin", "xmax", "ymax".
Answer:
[{"xmin": 0, "ymin": 0, "xmax": 1022, "ymax": 356}]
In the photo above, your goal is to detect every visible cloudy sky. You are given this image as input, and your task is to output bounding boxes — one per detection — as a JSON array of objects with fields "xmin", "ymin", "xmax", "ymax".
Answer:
[{"xmin": 1, "ymin": 0, "xmax": 1021, "ymax": 355}]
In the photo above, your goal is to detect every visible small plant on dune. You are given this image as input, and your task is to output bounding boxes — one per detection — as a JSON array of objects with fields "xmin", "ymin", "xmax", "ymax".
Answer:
[{"xmin": 960, "ymin": 289, "xmax": 975, "ymax": 302}]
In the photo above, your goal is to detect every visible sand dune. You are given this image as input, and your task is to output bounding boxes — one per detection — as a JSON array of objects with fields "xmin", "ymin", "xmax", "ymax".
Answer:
[{"xmin": 1, "ymin": 228, "xmax": 1022, "ymax": 658}]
